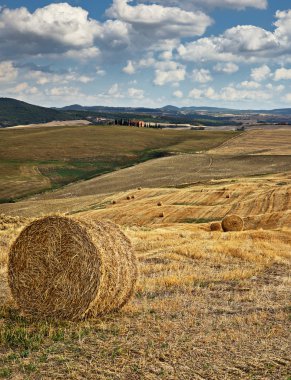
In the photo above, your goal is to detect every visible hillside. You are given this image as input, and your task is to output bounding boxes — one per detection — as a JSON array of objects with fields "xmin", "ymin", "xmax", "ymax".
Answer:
[
  {"xmin": 0, "ymin": 125, "xmax": 235, "ymax": 201},
  {"xmin": 0, "ymin": 123, "xmax": 290, "ymax": 379},
  {"xmin": 0, "ymin": 171, "xmax": 290, "ymax": 379},
  {"xmin": 0, "ymin": 123, "xmax": 291, "ymax": 380},
  {"xmin": 61, "ymin": 103, "xmax": 291, "ymax": 116},
  {"xmin": 2, "ymin": 98, "xmax": 291, "ymax": 129},
  {"xmin": 0, "ymin": 98, "xmax": 81, "ymax": 127}
]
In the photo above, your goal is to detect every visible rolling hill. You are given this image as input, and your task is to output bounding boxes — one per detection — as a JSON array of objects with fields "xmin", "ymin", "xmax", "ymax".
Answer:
[
  {"xmin": 0, "ymin": 98, "xmax": 82, "ymax": 127},
  {"xmin": 2, "ymin": 98, "xmax": 291, "ymax": 129},
  {"xmin": 0, "ymin": 120, "xmax": 290, "ymax": 379}
]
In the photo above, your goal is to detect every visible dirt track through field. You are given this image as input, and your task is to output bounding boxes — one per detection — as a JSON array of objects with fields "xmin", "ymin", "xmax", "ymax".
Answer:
[{"xmin": 33, "ymin": 152, "xmax": 291, "ymax": 199}]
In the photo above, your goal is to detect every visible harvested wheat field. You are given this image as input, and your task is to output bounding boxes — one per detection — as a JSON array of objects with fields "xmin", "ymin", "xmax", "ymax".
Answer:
[
  {"xmin": 0, "ymin": 169, "xmax": 291, "ymax": 379},
  {"xmin": 0, "ymin": 126, "xmax": 290, "ymax": 379},
  {"xmin": 209, "ymin": 128, "xmax": 291, "ymax": 155}
]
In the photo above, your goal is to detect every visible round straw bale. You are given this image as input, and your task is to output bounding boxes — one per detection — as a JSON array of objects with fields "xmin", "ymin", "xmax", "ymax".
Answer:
[
  {"xmin": 112, "ymin": 200, "xmax": 116, "ymax": 205},
  {"xmin": 126, "ymin": 196, "xmax": 131, "ymax": 200},
  {"xmin": 226, "ymin": 194, "xmax": 230, "ymax": 199},
  {"xmin": 221, "ymin": 214, "xmax": 244, "ymax": 232},
  {"xmin": 159, "ymin": 212, "xmax": 164, "ymax": 218},
  {"xmin": 210, "ymin": 221, "xmax": 222, "ymax": 231},
  {"xmin": 137, "ymin": 187, "xmax": 142, "ymax": 190},
  {"xmin": 8, "ymin": 216, "xmax": 137, "ymax": 320},
  {"xmin": 157, "ymin": 201, "xmax": 162, "ymax": 206},
  {"xmin": 131, "ymin": 195, "xmax": 135, "ymax": 199}
]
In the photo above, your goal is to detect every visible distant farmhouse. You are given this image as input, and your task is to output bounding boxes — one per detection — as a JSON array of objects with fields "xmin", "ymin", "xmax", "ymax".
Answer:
[
  {"xmin": 114, "ymin": 119, "xmax": 204, "ymax": 129},
  {"xmin": 115, "ymin": 119, "xmax": 147, "ymax": 127}
]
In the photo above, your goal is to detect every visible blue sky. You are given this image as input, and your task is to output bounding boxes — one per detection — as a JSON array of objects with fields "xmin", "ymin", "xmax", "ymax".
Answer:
[{"xmin": 0, "ymin": 0, "xmax": 291, "ymax": 109}]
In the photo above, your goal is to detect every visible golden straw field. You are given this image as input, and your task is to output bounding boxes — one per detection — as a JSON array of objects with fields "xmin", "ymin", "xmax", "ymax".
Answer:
[{"xmin": 0, "ymin": 127, "xmax": 290, "ymax": 379}]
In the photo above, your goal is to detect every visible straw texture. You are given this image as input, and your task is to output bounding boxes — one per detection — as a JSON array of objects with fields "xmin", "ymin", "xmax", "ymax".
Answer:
[
  {"xmin": 210, "ymin": 222, "xmax": 222, "ymax": 231},
  {"xmin": 222, "ymin": 214, "xmax": 244, "ymax": 232},
  {"xmin": 8, "ymin": 216, "xmax": 137, "ymax": 320}
]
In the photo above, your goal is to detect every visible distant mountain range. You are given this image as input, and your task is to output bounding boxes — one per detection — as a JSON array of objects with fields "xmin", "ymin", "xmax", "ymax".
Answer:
[
  {"xmin": 60, "ymin": 103, "xmax": 291, "ymax": 115},
  {"xmin": 1, "ymin": 97, "xmax": 291, "ymax": 128}
]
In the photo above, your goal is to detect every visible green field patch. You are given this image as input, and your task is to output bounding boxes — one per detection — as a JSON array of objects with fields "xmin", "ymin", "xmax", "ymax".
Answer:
[
  {"xmin": 0, "ymin": 126, "xmax": 237, "ymax": 200},
  {"xmin": 181, "ymin": 217, "xmax": 220, "ymax": 224}
]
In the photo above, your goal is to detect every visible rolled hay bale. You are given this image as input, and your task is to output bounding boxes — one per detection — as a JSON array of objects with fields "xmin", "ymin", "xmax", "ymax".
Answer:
[
  {"xmin": 137, "ymin": 187, "xmax": 142, "ymax": 191},
  {"xmin": 131, "ymin": 195, "xmax": 135, "ymax": 199},
  {"xmin": 112, "ymin": 200, "xmax": 117, "ymax": 205},
  {"xmin": 210, "ymin": 221, "xmax": 222, "ymax": 231},
  {"xmin": 221, "ymin": 214, "xmax": 244, "ymax": 232},
  {"xmin": 157, "ymin": 201, "xmax": 162, "ymax": 206},
  {"xmin": 8, "ymin": 216, "xmax": 138, "ymax": 320},
  {"xmin": 159, "ymin": 212, "xmax": 164, "ymax": 218},
  {"xmin": 126, "ymin": 196, "xmax": 131, "ymax": 200},
  {"xmin": 226, "ymin": 194, "xmax": 230, "ymax": 199}
]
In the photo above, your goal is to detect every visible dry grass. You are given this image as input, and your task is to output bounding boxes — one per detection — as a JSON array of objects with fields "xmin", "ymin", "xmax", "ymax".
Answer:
[
  {"xmin": 0, "ymin": 215, "xmax": 290, "ymax": 379},
  {"xmin": 0, "ymin": 125, "xmax": 234, "ymax": 200},
  {"xmin": 0, "ymin": 171, "xmax": 290, "ymax": 378},
  {"xmin": 209, "ymin": 128, "xmax": 291, "ymax": 155},
  {"xmin": 32, "ymin": 153, "xmax": 291, "ymax": 200}
]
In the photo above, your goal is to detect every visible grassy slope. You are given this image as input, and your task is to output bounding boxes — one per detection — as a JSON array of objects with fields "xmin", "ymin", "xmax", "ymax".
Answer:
[
  {"xmin": 0, "ymin": 125, "xmax": 235, "ymax": 201},
  {"xmin": 0, "ymin": 176, "xmax": 290, "ymax": 379},
  {"xmin": 0, "ymin": 98, "xmax": 78, "ymax": 128},
  {"xmin": 0, "ymin": 128, "xmax": 290, "ymax": 379}
]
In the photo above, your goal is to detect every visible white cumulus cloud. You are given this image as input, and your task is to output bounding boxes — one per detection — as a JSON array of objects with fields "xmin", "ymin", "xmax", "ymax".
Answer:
[
  {"xmin": 123, "ymin": 60, "xmax": 136, "ymax": 75},
  {"xmin": 240, "ymin": 81, "xmax": 261, "ymax": 89},
  {"xmin": 173, "ymin": 90, "xmax": 183, "ymax": 98},
  {"xmin": 273, "ymin": 67, "xmax": 291, "ymax": 81},
  {"xmin": 107, "ymin": 0, "xmax": 212, "ymax": 40},
  {"xmin": 154, "ymin": 61, "xmax": 186, "ymax": 86},
  {"xmin": 214, "ymin": 62, "xmax": 239, "ymax": 73},
  {"xmin": 250, "ymin": 65, "xmax": 271, "ymax": 81},
  {"xmin": 191, "ymin": 68, "xmax": 213, "ymax": 83},
  {"xmin": 128, "ymin": 87, "xmax": 144, "ymax": 99},
  {"xmin": 0, "ymin": 3, "xmax": 101, "ymax": 58},
  {"xmin": 0, "ymin": 61, "xmax": 18, "ymax": 82},
  {"xmin": 136, "ymin": 0, "xmax": 267, "ymax": 11}
]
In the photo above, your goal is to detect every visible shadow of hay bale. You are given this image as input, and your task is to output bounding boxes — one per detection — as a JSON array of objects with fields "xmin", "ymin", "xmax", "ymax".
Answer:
[
  {"xmin": 8, "ymin": 216, "xmax": 138, "ymax": 320},
  {"xmin": 210, "ymin": 221, "xmax": 222, "ymax": 231}
]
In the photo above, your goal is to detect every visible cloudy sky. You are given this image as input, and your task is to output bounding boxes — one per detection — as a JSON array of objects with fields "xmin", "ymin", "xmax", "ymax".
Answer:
[{"xmin": 0, "ymin": 0, "xmax": 291, "ymax": 109}]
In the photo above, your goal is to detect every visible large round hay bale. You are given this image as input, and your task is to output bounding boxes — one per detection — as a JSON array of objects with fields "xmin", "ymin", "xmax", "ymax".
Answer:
[
  {"xmin": 222, "ymin": 214, "xmax": 244, "ymax": 232},
  {"xmin": 8, "ymin": 216, "xmax": 137, "ymax": 320},
  {"xmin": 210, "ymin": 222, "xmax": 222, "ymax": 231}
]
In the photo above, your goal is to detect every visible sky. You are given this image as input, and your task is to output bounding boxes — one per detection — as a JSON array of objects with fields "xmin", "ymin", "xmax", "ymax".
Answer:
[{"xmin": 0, "ymin": 0, "xmax": 291, "ymax": 109}]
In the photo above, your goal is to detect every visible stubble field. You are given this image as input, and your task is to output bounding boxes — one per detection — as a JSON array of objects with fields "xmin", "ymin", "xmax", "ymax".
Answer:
[
  {"xmin": 0, "ymin": 127, "xmax": 290, "ymax": 379},
  {"xmin": 0, "ymin": 125, "xmax": 234, "ymax": 202}
]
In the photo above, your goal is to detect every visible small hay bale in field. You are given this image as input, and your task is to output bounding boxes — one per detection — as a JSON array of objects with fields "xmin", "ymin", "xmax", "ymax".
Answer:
[
  {"xmin": 157, "ymin": 201, "xmax": 162, "ymax": 206},
  {"xmin": 137, "ymin": 187, "xmax": 142, "ymax": 190},
  {"xmin": 226, "ymin": 194, "xmax": 230, "ymax": 199},
  {"xmin": 131, "ymin": 195, "xmax": 135, "ymax": 199},
  {"xmin": 112, "ymin": 200, "xmax": 117, "ymax": 205},
  {"xmin": 126, "ymin": 196, "xmax": 131, "ymax": 200},
  {"xmin": 8, "ymin": 215, "xmax": 138, "ymax": 320},
  {"xmin": 222, "ymin": 214, "xmax": 244, "ymax": 232},
  {"xmin": 159, "ymin": 212, "xmax": 164, "ymax": 218},
  {"xmin": 210, "ymin": 221, "xmax": 222, "ymax": 231}
]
